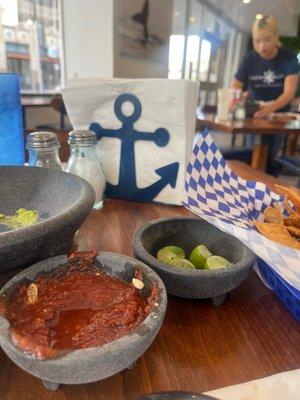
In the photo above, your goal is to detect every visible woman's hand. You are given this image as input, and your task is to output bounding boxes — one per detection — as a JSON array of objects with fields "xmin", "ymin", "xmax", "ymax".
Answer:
[
  {"xmin": 253, "ymin": 104, "xmax": 274, "ymax": 118},
  {"xmin": 254, "ymin": 75, "xmax": 298, "ymax": 118}
]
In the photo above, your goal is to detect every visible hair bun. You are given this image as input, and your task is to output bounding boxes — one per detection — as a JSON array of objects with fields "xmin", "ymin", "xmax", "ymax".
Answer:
[{"xmin": 252, "ymin": 15, "xmax": 279, "ymax": 37}]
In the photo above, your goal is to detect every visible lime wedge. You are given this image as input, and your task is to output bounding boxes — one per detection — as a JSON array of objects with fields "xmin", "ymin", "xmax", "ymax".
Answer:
[
  {"xmin": 157, "ymin": 249, "xmax": 178, "ymax": 264},
  {"xmin": 189, "ymin": 245, "xmax": 212, "ymax": 269},
  {"xmin": 204, "ymin": 255, "xmax": 232, "ymax": 270},
  {"xmin": 169, "ymin": 258, "xmax": 195, "ymax": 270},
  {"xmin": 159, "ymin": 245, "xmax": 185, "ymax": 259}
]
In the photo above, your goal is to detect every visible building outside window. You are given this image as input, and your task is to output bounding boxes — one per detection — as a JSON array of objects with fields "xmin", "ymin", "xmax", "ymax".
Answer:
[{"xmin": 0, "ymin": 0, "xmax": 63, "ymax": 92}]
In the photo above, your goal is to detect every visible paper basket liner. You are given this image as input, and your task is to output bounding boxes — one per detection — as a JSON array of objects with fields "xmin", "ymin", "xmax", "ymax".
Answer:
[{"xmin": 183, "ymin": 128, "xmax": 300, "ymax": 291}]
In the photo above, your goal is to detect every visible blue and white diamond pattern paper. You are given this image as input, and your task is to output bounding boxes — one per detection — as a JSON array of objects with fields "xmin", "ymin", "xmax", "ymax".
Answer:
[{"xmin": 184, "ymin": 129, "xmax": 300, "ymax": 291}]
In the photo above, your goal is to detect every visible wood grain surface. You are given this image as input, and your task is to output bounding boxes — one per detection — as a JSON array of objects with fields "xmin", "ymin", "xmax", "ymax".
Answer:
[
  {"xmin": 0, "ymin": 162, "xmax": 299, "ymax": 400},
  {"xmin": 197, "ymin": 114, "xmax": 300, "ymax": 135},
  {"xmin": 196, "ymin": 114, "xmax": 300, "ymax": 171}
]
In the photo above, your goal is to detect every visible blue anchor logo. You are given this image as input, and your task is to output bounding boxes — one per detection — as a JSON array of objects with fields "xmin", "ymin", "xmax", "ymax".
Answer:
[{"xmin": 89, "ymin": 93, "xmax": 179, "ymax": 202}]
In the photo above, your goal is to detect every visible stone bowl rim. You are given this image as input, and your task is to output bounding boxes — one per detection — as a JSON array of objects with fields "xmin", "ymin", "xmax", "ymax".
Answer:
[
  {"xmin": 132, "ymin": 216, "xmax": 256, "ymax": 277},
  {"xmin": 0, "ymin": 166, "xmax": 95, "ymax": 246},
  {"xmin": 0, "ymin": 252, "xmax": 167, "ymax": 368}
]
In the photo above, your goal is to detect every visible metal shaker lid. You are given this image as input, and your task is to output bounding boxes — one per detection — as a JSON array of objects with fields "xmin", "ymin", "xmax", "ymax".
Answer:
[
  {"xmin": 26, "ymin": 131, "xmax": 60, "ymax": 149},
  {"xmin": 68, "ymin": 130, "xmax": 97, "ymax": 145}
]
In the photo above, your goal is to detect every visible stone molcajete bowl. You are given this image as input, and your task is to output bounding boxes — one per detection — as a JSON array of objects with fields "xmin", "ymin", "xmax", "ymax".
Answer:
[
  {"xmin": 133, "ymin": 217, "xmax": 256, "ymax": 306},
  {"xmin": 0, "ymin": 252, "xmax": 167, "ymax": 391},
  {"xmin": 0, "ymin": 166, "xmax": 95, "ymax": 273}
]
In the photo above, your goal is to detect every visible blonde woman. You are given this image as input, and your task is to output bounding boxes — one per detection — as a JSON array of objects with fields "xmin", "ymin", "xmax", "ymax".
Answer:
[
  {"xmin": 231, "ymin": 15, "xmax": 298, "ymax": 174},
  {"xmin": 233, "ymin": 15, "xmax": 298, "ymax": 118}
]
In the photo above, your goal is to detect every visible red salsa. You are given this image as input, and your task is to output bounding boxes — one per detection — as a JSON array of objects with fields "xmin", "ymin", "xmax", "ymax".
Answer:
[{"xmin": 0, "ymin": 251, "xmax": 158, "ymax": 360}]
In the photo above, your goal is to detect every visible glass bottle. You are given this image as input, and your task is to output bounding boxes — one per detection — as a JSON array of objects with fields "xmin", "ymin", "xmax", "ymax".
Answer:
[
  {"xmin": 233, "ymin": 89, "xmax": 246, "ymax": 121},
  {"xmin": 26, "ymin": 131, "xmax": 63, "ymax": 170},
  {"xmin": 66, "ymin": 130, "xmax": 106, "ymax": 209}
]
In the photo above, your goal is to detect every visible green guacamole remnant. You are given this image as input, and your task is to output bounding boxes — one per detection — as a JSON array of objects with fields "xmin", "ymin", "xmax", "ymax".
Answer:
[{"xmin": 0, "ymin": 208, "xmax": 38, "ymax": 229}]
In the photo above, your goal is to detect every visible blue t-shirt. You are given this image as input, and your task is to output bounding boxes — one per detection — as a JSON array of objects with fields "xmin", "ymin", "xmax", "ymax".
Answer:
[{"xmin": 235, "ymin": 47, "xmax": 298, "ymax": 111}]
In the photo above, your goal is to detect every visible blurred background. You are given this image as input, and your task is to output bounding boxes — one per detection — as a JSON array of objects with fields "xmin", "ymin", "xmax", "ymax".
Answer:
[{"xmin": 0, "ymin": 0, "xmax": 299, "ymax": 160}]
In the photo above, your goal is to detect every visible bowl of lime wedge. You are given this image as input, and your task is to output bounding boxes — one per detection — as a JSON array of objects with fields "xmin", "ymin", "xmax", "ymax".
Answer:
[{"xmin": 132, "ymin": 217, "xmax": 256, "ymax": 305}]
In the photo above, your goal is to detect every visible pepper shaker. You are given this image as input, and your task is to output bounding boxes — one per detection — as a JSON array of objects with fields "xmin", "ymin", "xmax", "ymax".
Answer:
[{"xmin": 26, "ymin": 131, "xmax": 63, "ymax": 170}]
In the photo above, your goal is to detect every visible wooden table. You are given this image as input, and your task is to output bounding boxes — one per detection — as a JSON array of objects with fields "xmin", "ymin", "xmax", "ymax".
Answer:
[
  {"xmin": 21, "ymin": 95, "xmax": 53, "ymax": 108},
  {"xmin": 0, "ymin": 161, "xmax": 299, "ymax": 400},
  {"xmin": 197, "ymin": 114, "xmax": 300, "ymax": 171}
]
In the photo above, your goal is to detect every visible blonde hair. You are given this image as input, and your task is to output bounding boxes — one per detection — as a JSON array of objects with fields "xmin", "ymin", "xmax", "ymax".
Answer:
[{"xmin": 252, "ymin": 15, "xmax": 281, "ymax": 46}]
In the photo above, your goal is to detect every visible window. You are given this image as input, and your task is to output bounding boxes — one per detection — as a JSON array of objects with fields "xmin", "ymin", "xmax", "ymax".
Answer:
[
  {"xmin": 168, "ymin": 0, "xmax": 247, "ymax": 107},
  {"xmin": 7, "ymin": 57, "xmax": 31, "ymax": 89},
  {"xmin": 0, "ymin": 0, "xmax": 63, "ymax": 92},
  {"xmin": 199, "ymin": 39, "xmax": 211, "ymax": 82}
]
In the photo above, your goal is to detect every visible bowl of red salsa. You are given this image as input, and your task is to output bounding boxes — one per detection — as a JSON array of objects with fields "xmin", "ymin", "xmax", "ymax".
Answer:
[{"xmin": 0, "ymin": 251, "xmax": 167, "ymax": 390}]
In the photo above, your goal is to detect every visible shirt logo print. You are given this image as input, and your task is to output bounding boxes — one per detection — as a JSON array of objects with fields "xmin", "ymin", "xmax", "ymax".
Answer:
[{"xmin": 263, "ymin": 69, "xmax": 275, "ymax": 84}]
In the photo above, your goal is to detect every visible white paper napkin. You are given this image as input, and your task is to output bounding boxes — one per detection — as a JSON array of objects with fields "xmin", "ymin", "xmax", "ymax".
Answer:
[{"xmin": 205, "ymin": 369, "xmax": 300, "ymax": 400}]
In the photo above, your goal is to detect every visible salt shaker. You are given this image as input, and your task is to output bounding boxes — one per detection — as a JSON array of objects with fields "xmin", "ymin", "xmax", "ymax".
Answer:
[
  {"xmin": 66, "ymin": 130, "xmax": 106, "ymax": 209},
  {"xmin": 26, "ymin": 131, "xmax": 63, "ymax": 170}
]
